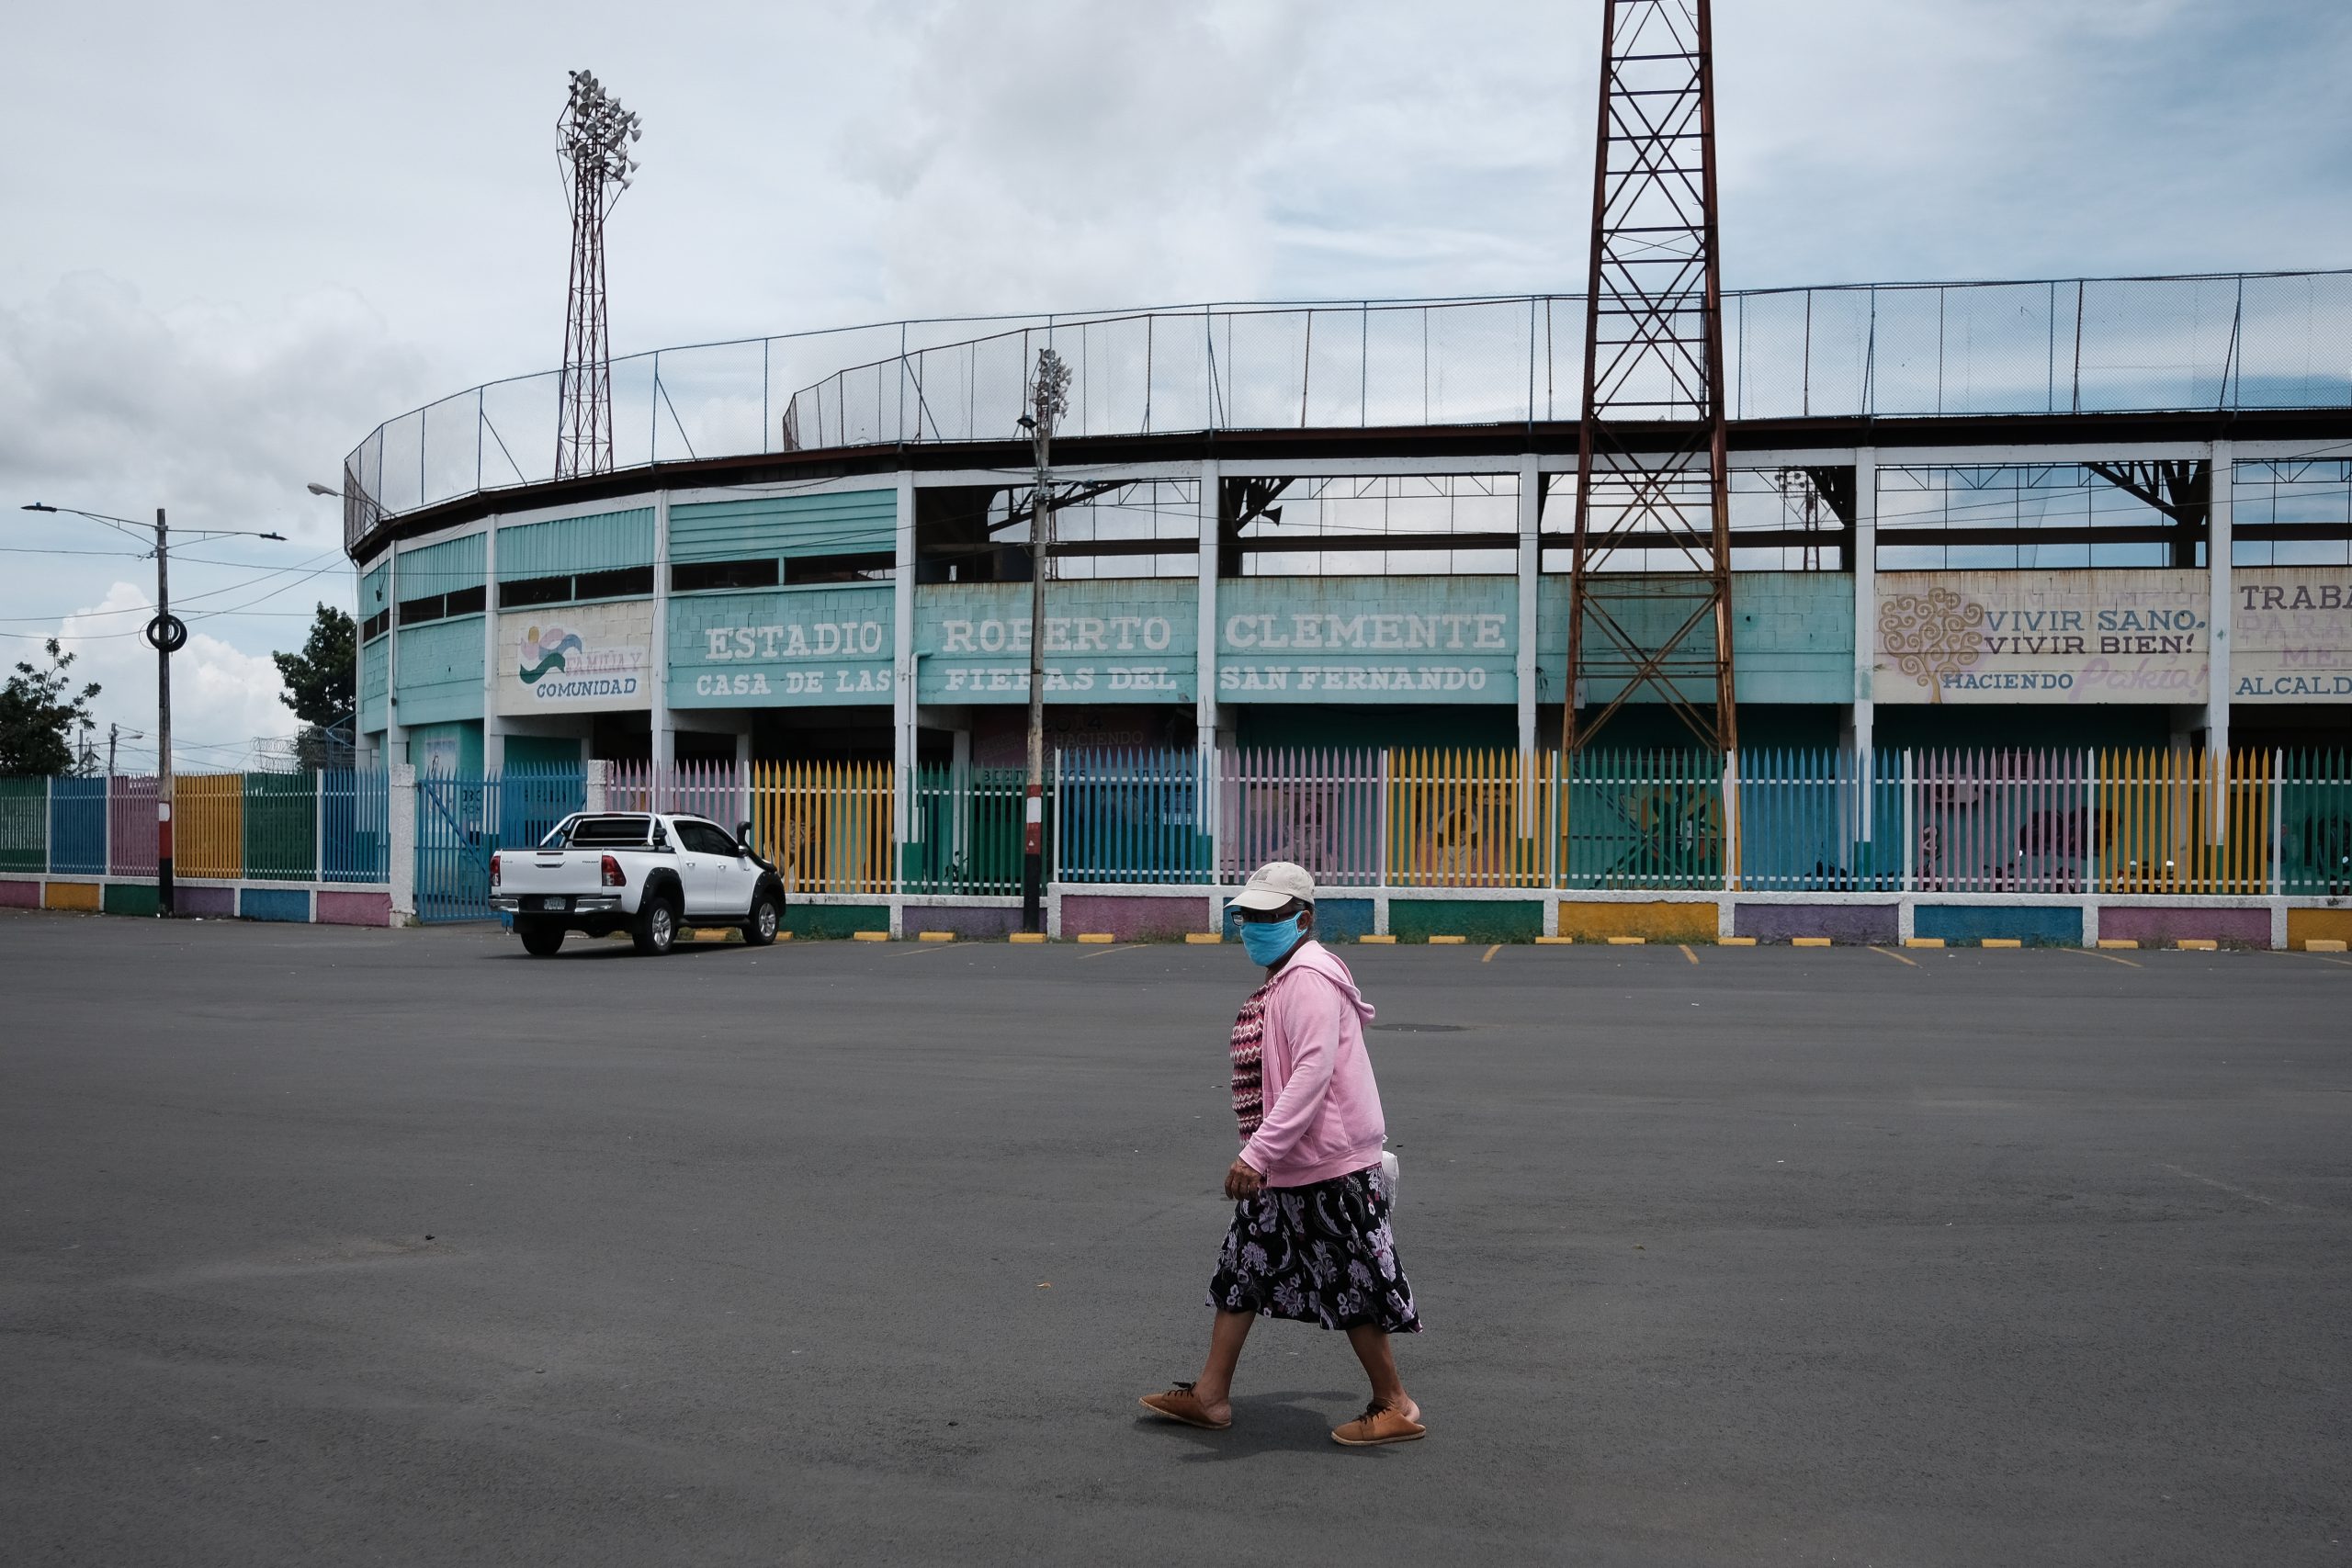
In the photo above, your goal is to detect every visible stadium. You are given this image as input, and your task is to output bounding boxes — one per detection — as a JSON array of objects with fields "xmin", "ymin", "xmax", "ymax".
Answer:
[{"xmin": 319, "ymin": 274, "xmax": 2352, "ymax": 943}]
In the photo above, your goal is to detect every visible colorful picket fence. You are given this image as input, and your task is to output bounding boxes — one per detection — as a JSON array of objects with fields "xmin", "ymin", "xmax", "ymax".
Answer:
[
  {"xmin": 750, "ymin": 760, "xmax": 894, "ymax": 896},
  {"xmin": 905, "ymin": 765, "xmax": 1035, "ymax": 897},
  {"xmin": 0, "ymin": 772, "xmax": 393, "ymax": 885}
]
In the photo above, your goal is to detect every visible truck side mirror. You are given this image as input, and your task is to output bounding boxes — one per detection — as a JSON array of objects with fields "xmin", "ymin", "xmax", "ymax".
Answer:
[{"xmin": 737, "ymin": 819, "xmax": 754, "ymax": 849}]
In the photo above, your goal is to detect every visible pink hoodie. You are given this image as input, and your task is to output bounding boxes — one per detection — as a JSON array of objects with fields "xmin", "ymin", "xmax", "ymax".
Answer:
[{"xmin": 1238, "ymin": 941, "xmax": 1387, "ymax": 1188}]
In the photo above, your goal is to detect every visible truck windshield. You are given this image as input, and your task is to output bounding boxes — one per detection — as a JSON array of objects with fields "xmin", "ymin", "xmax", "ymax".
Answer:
[{"xmin": 546, "ymin": 815, "xmax": 658, "ymax": 848}]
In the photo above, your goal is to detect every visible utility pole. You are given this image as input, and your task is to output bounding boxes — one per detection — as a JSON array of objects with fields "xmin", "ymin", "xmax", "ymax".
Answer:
[
  {"xmin": 17, "ymin": 502, "xmax": 276, "ymax": 917},
  {"xmin": 1019, "ymin": 347, "xmax": 1072, "ymax": 933},
  {"xmin": 151, "ymin": 509, "xmax": 183, "ymax": 917}
]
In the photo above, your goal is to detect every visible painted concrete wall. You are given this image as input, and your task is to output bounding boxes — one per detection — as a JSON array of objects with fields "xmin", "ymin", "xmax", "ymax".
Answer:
[
  {"xmin": 905, "ymin": 904, "xmax": 1025, "ymax": 940},
  {"xmin": 1391, "ymin": 898, "xmax": 1543, "ymax": 942},
  {"xmin": 1062, "ymin": 893, "xmax": 1212, "ymax": 941},
  {"xmin": 1912, "ymin": 904, "xmax": 2085, "ymax": 945},
  {"xmin": 1557, "ymin": 899, "xmax": 1718, "ymax": 942},
  {"xmin": 2096, "ymin": 905, "xmax": 2271, "ymax": 946},
  {"xmin": 1733, "ymin": 903, "xmax": 1900, "ymax": 944}
]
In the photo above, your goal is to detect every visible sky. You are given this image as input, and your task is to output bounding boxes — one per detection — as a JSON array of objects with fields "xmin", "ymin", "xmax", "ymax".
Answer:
[{"xmin": 4, "ymin": 0, "xmax": 2347, "ymax": 769}]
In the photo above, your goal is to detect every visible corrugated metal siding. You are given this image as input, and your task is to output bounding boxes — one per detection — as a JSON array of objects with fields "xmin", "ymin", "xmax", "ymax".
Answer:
[
  {"xmin": 361, "ymin": 563, "xmax": 390, "ymax": 618},
  {"xmin": 397, "ymin": 532, "xmax": 488, "ymax": 598},
  {"xmin": 393, "ymin": 617, "xmax": 485, "ymax": 725},
  {"xmin": 670, "ymin": 489, "xmax": 896, "ymax": 564},
  {"xmin": 496, "ymin": 508, "xmax": 656, "ymax": 581},
  {"xmin": 359, "ymin": 639, "xmax": 389, "ymax": 729}
]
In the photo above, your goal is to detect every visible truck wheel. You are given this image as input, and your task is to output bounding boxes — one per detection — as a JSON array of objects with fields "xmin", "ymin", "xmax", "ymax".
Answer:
[
  {"xmin": 742, "ymin": 887, "xmax": 780, "ymax": 947},
  {"xmin": 633, "ymin": 890, "xmax": 679, "ymax": 956},
  {"xmin": 518, "ymin": 920, "xmax": 565, "ymax": 957}
]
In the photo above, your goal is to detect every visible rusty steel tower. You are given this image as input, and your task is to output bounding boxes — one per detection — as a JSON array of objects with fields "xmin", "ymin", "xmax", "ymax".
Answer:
[
  {"xmin": 1563, "ymin": 0, "xmax": 1736, "ymax": 753},
  {"xmin": 555, "ymin": 69, "xmax": 641, "ymax": 480}
]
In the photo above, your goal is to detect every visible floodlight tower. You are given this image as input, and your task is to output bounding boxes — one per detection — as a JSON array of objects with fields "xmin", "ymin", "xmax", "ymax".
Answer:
[
  {"xmin": 1562, "ymin": 0, "xmax": 1736, "ymax": 755},
  {"xmin": 555, "ymin": 69, "xmax": 641, "ymax": 480}
]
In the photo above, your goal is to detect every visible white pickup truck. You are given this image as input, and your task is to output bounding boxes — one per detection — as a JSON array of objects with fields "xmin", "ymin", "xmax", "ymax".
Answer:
[{"xmin": 490, "ymin": 811, "xmax": 786, "ymax": 956}]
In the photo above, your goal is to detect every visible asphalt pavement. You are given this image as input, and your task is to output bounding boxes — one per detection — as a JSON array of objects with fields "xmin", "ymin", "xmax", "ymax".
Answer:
[{"xmin": 1, "ymin": 910, "xmax": 2346, "ymax": 1566}]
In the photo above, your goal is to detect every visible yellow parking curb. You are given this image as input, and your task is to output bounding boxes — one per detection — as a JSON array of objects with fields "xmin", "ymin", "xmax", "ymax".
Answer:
[
  {"xmin": 1792, "ymin": 936, "xmax": 1831, "ymax": 948},
  {"xmin": 2098, "ymin": 939, "xmax": 2139, "ymax": 950},
  {"xmin": 1076, "ymin": 932, "xmax": 1115, "ymax": 944},
  {"xmin": 1008, "ymin": 932, "xmax": 1047, "ymax": 944},
  {"xmin": 1606, "ymin": 936, "xmax": 1645, "ymax": 946},
  {"xmin": 2303, "ymin": 938, "xmax": 2347, "ymax": 953},
  {"xmin": 1534, "ymin": 935, "xmax": 1575, "ymax": 945},
  {"xmin": 1359, "ymin": 934, "xmax": 1396, "ymax": 944},
  {"xmin": 1428, "ymin": 935, "xmax": 1467, "ymax": 945},
  {"xmin": 1184, "ymin": 932, "xmax": 1223, "ymax": 944},
  {"xmin": 2176, "ymin": 939, "xmax": 2217, "ymax": 951},
  {"xmin": 853, "ymin": 931, "xmax": 890, "ymax": 942},
  {"xmin": 1904, "ymin": 937, "xmax": 1945, "ymax": 948},
  {"xmin": 1719, "ymin": 936, "xmax": 1757, "ymax": 946},
  {"xmin": 1980, "ymin": 938, "xmax": 2022, "ymax": 949},
  {"xmin": 918, "ymin": 931, "xmax": 955, "ymax": 942}
]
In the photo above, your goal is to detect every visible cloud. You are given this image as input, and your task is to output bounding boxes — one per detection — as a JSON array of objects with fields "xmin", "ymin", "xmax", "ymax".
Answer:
[{"xmin": 37, "ymin": 581, "xmax": 297, "ymax": 773}]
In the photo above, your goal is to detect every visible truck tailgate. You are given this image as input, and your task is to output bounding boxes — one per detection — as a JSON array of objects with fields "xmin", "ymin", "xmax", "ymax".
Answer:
[{"xmin": 503, "ymin": 850, "xmax": 609, "ymax": 898}]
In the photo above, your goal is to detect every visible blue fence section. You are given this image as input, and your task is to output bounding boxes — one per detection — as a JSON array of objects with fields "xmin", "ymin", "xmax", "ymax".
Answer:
[
  {"xmin": 1057, "ymin": 750, "xmax": 1213, "ymax": 884},
  {"xmin": 47, "ymin": 777, "xmax": 107, "ymax": 876},
  {"xmin": 321, "ymin": 771, "xmax": 392, "ymax": 883},
  {"xmin": 1736, "ymin": 750, "xmax": 1906, "ymax": 891},
  {"xmin": 414, "ymin": 766, "xmax": 586, "ymax": 923}
]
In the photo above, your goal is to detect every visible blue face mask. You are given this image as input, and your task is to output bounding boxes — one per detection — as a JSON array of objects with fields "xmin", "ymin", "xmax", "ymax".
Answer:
[{"xmin": 1240, "ymin": 911, "xmax": 1306, "ymax": 966}]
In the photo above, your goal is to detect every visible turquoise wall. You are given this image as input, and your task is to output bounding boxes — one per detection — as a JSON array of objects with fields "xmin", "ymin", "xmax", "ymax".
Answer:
[
  {"xmin": 1217, "ymin": 576, "xmax": 1516, "ymax": 704},
  {"xmin": 396, "ymin": 532, "xmax": 486, "ymax": 599},
  {"xmin": 1533, "ymin": 571, "xmax": 1853, "ymax": 706},
  {"xmin": 670, "ymin": 584, "xmax": 894, "ymax": 708},
  {"xmin": 361, "ymin": 562, "xmax": 390, "ymax": 618},
  {"xmin": 670, "ymin": 489, "xmax": 895, "ymax": 564},
  {"xmin": 394, "ymin": 617, "xmax": 485, "ymax": 725},
  {"xmin": 917, "ymin": 581, "xmax": 1197, "ymax": 703},
  {"xmin": 405, "ymin": 720, "xmax": 482, "ymax": 776},
  {"xmin": 359, "ymin": 638, "xmax": 389, "ymax": 730},
  {"xmin": 498, "ymin": 508, "xmax": 655, "ymax": 581},
  {"xmin": 503, "ymin": 735, "xmax": 583, "ymax": 769}
]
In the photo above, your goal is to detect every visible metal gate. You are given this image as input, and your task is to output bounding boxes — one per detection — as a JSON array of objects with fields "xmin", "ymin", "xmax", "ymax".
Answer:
[{"xmin": 414, "ymin": 767, "xmax": 586, "ymax": 923}]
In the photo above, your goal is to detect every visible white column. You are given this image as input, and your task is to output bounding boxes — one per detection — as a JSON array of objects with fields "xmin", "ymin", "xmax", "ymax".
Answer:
[
  {"xmin": 1516, "ymin": 455, "xmax": 1541, "ymax": 757},
  {"xmin": 388, "ymin": 762, "xmax": 417, "ymax": 921},
  {"xmin": 892, "ymin": 470, "xmax": 917, "ymax": 855},
  {"xmin": 2207, "ymin": 439, "xmax": 2234, "ymax": 837},
  {"xmin": 651, "ymin": 490, "xmax": 674, "ymax": 769},
  {"xmin": 1851, "ymin": 448, "xmax": 1877, "ymax": 836},
  {"xmin": 385, "ymin": 541, "xmax": 405, "ymax": 763},
  {"xmin": 1196, "ymin": 457, "xmax": 1222, "ymax": 878},
  {"xmin": 481, "ymin": 515, "xmax": 504, "ymax": 773}
]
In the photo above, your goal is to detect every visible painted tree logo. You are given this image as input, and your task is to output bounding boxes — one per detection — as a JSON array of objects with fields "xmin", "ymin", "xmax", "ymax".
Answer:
[{"xmin": 1880, "ymin": 587, "xmax": 1986, "ymax": 703}]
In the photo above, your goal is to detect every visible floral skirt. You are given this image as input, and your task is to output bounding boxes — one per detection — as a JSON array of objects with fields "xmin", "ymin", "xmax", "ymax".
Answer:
[{"xmin": 1206, "ymin": 1164, "xmax": 1421, "ymax": 1334}]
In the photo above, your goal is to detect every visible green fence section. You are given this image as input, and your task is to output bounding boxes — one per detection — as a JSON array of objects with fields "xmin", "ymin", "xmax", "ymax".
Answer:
[
  {"xmin": 2278, "ymin": 750, "xmax": 2352, "ymax": 897},
  {"xmin": 903, "ymin": 765, "xmax": 1036, "ymax": 897},
  {"xmin": 1560, "ymin": 750, "xmax": 1725, "ymax": 889},
  {"xmin": 0, "ymin": 777, "xmax": 47, "ymax": 873},
  {"xmin": 243, "ymin": 773, "xmax": 320, "ymax": 881}
]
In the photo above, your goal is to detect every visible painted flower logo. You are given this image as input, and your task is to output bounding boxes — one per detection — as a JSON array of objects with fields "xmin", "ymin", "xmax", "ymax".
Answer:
[
  {"xmin": 1880, "ymin": 587, "xmax": 1986, "ymax": 703},
  {"xmin": 518, "ymin": 624, "xmax": 584, "ymax": 683}
]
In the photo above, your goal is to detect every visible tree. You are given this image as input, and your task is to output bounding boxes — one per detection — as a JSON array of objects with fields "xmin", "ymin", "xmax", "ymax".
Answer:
[
  {"xmin": 273, "ymin": 604, "xmax": 356, "ymax": 770},
  {"xmin": 0, "ymin": 639, "xmax": 101, "ymax": 777}
]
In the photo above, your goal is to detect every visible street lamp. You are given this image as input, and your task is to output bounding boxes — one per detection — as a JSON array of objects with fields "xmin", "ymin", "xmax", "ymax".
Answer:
[
  {"xmin": 1020, "ymin": 348, "xmax": 1072, "ymax": 933},
  {"xmin": 19, "ymin": 502, "xmax": 287, "ymax": 916}
]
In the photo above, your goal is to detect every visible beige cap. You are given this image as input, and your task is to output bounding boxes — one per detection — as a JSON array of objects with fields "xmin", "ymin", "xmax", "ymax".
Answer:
[{"xmin": 1231, "ymin": 860, "xmax": 1315, "ymax": 911}]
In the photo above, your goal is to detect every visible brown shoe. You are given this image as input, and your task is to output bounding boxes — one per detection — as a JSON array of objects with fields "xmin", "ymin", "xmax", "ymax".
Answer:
[
  {"xmin": 1330, "ymin": 1400, "xmax": 1426, "ymax": 1447},
  {"xmin": 1138, "ymin": 1382, "xmax": 1232, "ymax": 1430}
]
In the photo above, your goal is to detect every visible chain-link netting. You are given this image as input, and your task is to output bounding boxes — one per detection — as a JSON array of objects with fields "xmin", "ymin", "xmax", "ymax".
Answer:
[{"xmin": 345, "ymin": 271, "xmax": 2352, "ymax": 550}]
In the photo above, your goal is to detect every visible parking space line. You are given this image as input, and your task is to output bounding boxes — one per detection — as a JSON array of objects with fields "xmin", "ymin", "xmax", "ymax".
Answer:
[
  {"xmin": 2066, "ymin": 946, "xmax": 2142, "ymax": 968},
  {"xmin": 885, "ymin": 942, "xmax": 952, "ymax": 958},
  {"xmin": 1080, "ymin": 943, "xmax": 1146, "ymax": 959},
  {"xmin": 2274, "ymin": 948, "xmax": 2352, "ymax": 969},
  {"xmin": 1679, "ymin": 944, "xmax": 1699, "ymax": 964},
  {"xmin": 1867, "ymin": 945, "xmax": 1918, "ymax": 967},
  {"xmin": 1481, "ymin": 943, "xmax": 1501, "ymax": 963}
]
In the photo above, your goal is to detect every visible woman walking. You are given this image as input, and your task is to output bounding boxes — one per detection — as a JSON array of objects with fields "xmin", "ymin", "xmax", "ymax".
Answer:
[{"xmin": 1139, "ymin": 861, "xmax": 1425, "ymax": 1447}]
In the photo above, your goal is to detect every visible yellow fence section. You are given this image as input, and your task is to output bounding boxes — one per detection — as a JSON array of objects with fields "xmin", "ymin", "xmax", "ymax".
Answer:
[
  {"xmin": 2097, "ymin": 748, "xmax": 2274, "ymax": 895},
  {"xmin": 1386, "ymin": 749, "xmax": 1555, "ymax": 887},
  {"xmin": 173, "ymin": 773, "xmax": 245, "ymax": 879},
  {"xmin": 752, "ymin": 760, "xmax": 895, "ymax": 896}
]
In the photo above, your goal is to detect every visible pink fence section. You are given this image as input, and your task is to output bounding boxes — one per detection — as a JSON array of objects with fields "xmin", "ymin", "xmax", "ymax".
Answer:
[
  {"xmin": 108, "ymin": 775, "xmax": 159, "ymax": 877},
  {"xmin": 606, "ymin": 761, "xmax": 752, "ymax": 833},
  {"xmin": 1911, "ymin": 750, "xmax": 2094, "ymax": 894},
  {"xmin": 1216, "ymin": 749, "xmax": 1385, "ymax": 887}
]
